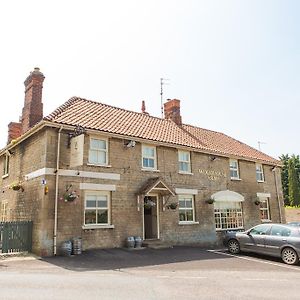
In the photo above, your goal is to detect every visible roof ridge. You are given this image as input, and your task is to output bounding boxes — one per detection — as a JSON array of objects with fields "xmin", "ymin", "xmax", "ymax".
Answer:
[
  {"xmin": 45, "ymin": 96, "xmax": 173, "ymax": 123},
  {"xmin": 44, "ymin": 97, "xmax": 78, "ymax": 120}
]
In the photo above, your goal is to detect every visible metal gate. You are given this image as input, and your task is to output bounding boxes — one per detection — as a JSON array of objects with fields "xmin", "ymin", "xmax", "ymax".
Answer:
[{"xmin": 0, "ymin": 221, "xmax": 33, "ymax": 253}]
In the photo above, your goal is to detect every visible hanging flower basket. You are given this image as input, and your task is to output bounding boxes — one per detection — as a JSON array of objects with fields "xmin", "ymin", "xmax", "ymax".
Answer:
[
  {"xmin": 166, "ymin": 202, "xmax": 178, "ymax": 210},
  {"xmin": 254, "ymin": 199, "xmax": 261, "ymax": 206},
  {"xmin": 206, "ymin": 198, "xmax": 215, "ymax": 204},
  {"xmin": 10, "ymin": 182, "xmax": 24, "ymax": 192},
  {"xmin": 144, "ymin": 199, "xmax": 156, "ymax": 209},
  {"xmin": 64, "ymin": 191, "xmax": 79, "ymax": 202}
]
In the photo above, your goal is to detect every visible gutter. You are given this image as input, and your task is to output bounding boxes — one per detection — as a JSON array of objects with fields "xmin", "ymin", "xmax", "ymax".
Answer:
[
  {"xmin": 0, "ymin": 119, "xmax": 280, "ymax": 167},
  {"xmin": 53, "ymin": 126, "xmax": 63, "ymax": 255},
  {"xmin": 0, "ymin": 121, "xmax": 47, "ymax": 156}
]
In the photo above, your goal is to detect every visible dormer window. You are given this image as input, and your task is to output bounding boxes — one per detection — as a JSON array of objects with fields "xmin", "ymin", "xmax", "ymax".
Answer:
[
  {"xmin": 256, "ymin": 164, "xmax": 264, "ymax": 182},
  {"xmin": 229, "ymin": 159, "xmax": 239, "ymax": 180}
]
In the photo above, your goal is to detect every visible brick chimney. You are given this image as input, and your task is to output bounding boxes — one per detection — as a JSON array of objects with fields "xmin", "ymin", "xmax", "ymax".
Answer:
[
  {"xmin": 163, "ymin": 99, "xmax": 182, "ymax": 125},
  {"xmin": 7, "ymin": 122, "xmax": 22, "ymax": 144},
  {"xmin": 21, "ymin": 67, "xmax": 45, "ymax": 134}
]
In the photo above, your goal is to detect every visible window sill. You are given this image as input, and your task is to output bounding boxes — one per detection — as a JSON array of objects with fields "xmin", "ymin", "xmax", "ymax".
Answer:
[
  {"xmin": 82, "ymin": 224, "xmax": 115, "ymax": 230},
  {"xmin": 178, "ymin": 221, "xmax": 199, "ymax": 225},
  {"xmin": 87, "ymin": 163, "xmax": 112, "ymax": 168},
  {"xmin": 257, "ymin": 180, "xmax": 265, "ymax": 183},
  {"xmin": 216, "ymin": 227, "xmax": 244, "ymax": 232},
  {"xmin": 261, "ymin": 219, "xmax": 272, "ymax": 223},
  {"xmin": 230, "ymin": 178, "xmax": 241, "ymax": 181},
  {"xmin": 1, "ymin": 174, "xmax": 9, "ymax": 179},
  {"xmin": 141, "ymin": 168, "xmax": 160, "ymax": 172},
  {"xmin": 178, "ymin": 171, "xmax": 193, "ymax": 175}
]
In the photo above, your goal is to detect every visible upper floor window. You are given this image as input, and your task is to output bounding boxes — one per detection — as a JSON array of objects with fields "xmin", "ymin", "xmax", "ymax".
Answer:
[
  {"xmin": 178, "ymin": 195, "xmax": 195, "ymax": 223},
  {"xmin": 88, "ymin": 137, "xmax": 108, "ymax": 165},
  {"xmin": 256, "ymin": 163, "xmax": 264, "ymax": 182},
  {"xmin": 229, "ymin": 159, "xmax": 239, "ymax": 179},
  {"xmin": 84, "ymin": 191, "xmax": 111, "ymax": 225},
  {"xmin": 2, "ymin": 155, "xmax": 9, "ymax": 177},
  {"xmin": 178, "ymin": 151, "xmax": 191, "ymax": 173},
  {"xmin": 142, "ymin": 145, "xmax": 157, "ymax": 169}
]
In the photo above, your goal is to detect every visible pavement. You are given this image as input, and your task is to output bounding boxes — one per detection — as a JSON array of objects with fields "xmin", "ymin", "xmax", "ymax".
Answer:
[{"xmin": 1, "ymin": 246, "xmax": 300, "ymax": 299}]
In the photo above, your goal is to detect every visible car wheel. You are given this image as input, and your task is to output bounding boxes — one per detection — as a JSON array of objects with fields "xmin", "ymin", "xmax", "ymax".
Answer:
[
  {"xmin": 228, "ymin": 239, "xmax": 240, "ymax": 254},
  {"xmin": 281, "ymin": 247, "xmax": 299, "ymax": 265}
]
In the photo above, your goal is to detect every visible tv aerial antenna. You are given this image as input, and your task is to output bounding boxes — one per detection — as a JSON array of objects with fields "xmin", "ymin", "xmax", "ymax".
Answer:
[
  {"xmin": 160, "ymin": 78, "xmax": 170, "ymax": 117},
  {"xmin": 258, "ymin": 141, "xmax": 266, "ymax": 151}
]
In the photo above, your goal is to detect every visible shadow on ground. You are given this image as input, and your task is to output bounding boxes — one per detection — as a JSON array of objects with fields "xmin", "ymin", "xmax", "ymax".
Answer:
[{"xmin": 42, "ymin": 246, "xmax": 232, "ymax": 272}]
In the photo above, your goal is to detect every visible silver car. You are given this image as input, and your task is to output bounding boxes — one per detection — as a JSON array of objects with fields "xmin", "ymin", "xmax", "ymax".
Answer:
[{"xmin": 224, "ymin": 223, "xmax": 300, "ymax": 265}]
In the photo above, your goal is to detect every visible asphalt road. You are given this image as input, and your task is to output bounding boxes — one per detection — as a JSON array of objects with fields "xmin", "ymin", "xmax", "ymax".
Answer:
[{"xmin": 0, "ymin": 247, "xmax": 300, "ymax": 300}]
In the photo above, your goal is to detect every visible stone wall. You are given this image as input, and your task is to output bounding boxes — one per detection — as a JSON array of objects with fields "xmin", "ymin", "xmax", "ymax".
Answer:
[{"xmin": 0, "ymin": 127, "xmax": 285, "ymax": 256}]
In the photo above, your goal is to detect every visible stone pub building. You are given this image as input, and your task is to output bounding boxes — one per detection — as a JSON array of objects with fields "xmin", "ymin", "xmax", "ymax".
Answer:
[{"xmin": 0, "ymin": 68, "xmax": 284, "ymax": 256}]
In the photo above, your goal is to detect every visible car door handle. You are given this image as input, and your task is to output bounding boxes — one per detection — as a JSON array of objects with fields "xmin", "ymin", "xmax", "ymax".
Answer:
[{"xmin": 282, "ymin": 239, "xmax": 287, "ymax": 242}]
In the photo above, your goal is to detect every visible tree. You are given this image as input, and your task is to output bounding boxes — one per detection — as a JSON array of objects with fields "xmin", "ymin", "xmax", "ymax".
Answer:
[
  {"xmin": 280, "ymin": 154, "xmax": 290, "ymax": 205},
  {"xmin": 288, "ymin": 157, "xmax": 300, "ymax": 206}
]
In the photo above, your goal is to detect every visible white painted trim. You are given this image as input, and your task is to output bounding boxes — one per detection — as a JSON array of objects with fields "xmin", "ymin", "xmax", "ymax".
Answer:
[
  {"xmin": 25, "ymin": 168, "xmax": 55, "ymax": 180},
  {"xmin": 24, "ymin": 167, "xmax": 120, "ymax": 181},
  {"xmin": 178, "ymin": 221, "xmax": 199, "ymax": 225},
  {"xmin": 58, "ymin": 169, "xmax": 120, "ymax": 180},
  {"xmin": 80, "ymin": 183, "xmax": 116, "ymax": 191},
  {"xmin": 82, "ymin": 225, "xmax": 115, "ymax": 230},
  {"xmin": 257, "ymin": 192, "xmax": 271, "ymax": 198},
  {"xmin": 211, "ymin": 190, "xmax": 245, "ymax": 202},
  {"xmin": 175, "ymin": 188, "xmax": 198, "ymax": 195}
]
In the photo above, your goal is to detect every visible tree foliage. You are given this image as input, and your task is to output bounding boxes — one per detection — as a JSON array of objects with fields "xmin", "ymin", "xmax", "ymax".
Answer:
[{"xmin": 280, "ymin": 154, "xmax": 300, "ymax": 206}]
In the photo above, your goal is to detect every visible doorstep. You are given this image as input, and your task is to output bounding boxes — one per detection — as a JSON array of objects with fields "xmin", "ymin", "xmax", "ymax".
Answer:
[{"xmin": 142, "ymin": 239, "xmax": 173, "ymax": 249}]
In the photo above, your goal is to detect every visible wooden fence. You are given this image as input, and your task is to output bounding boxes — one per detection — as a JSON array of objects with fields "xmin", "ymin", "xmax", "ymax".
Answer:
[{"xmin": 0, "ymin": 221, "xmax": 33, "ymax": 253}]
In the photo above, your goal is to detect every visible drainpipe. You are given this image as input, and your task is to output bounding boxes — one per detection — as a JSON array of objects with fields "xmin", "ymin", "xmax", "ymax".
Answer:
[
  {"xmin": 54, "ymin": 126, "xmax": 63, "ymax": 255},
  {"xmin": 273, "ymin": 167, "xmax": 282, "ymax": 223}
]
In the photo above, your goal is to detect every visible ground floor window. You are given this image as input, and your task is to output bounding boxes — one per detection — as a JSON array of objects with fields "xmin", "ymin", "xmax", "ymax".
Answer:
[
  {"xmin": 0, "ymin": 201, "xmax": 8, "ymax": 222},
  {"xmin": 84, "ymin": 191, "xmax": 110, "ymax": 225},
  {"xmin": 179, "ymin": 195, "xmax": 195, "ymax": 223},
  {"xmin": 259, "ymin": 198, "xmax": 271, "ymax": 221},
  {"xmin": 214, "ymin": 201, "xmax": 243, "ymax": 230}
]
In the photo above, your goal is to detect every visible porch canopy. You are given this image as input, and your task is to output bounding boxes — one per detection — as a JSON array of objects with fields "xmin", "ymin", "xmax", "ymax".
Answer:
[
  {"xmin": 137, "ymin": 177, "xmax": 175, "ymax": 197},
  {"xmin": 211, "ymin": 190, "xmax": 244, "ymax": 202}
]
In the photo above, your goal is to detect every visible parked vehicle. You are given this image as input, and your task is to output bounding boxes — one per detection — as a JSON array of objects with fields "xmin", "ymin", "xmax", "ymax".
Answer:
[
  {"xmin": 287, "ymin": 222, "xmax": 300, "ymax": 227},
  {"xmin": 223, "ymin": 223, "xmax": 300, "ymax": 265}
]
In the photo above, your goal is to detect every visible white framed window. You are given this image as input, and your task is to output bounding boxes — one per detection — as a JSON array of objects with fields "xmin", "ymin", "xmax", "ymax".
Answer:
[
  {"xmin": 142, "ymin": 145, "xmax": 157, "ymax": 169},
  {"xmin": 2, "ymin": 154, "xmax": 9, "ymax": 177},
  {"xmin": 259, "ymin": 197, "xmax": 271, "ymax": 221},
  {"xmin": 256, "ymin": 163, "xmax": 264, "ymax": 182},
  {"xmin": 84, "ymin": 191, "xmax": 111, "ymax": 225},
  {"xmin": 229, "ymin": 159, "xmax": 240, "ymax": 180},
  {"xmin": 88, "ymin": 137, "xmax": 108, "ymax": 165},
  {"xmin": 178, "ymin": 151, "xmax": 191, "ymax": 173},
  {"xmin": 178, "ymin": 195, "xmax": 195, "ymax": 223},
  {"xmin": 214, "ymin": 201, "xmax": 243, "ymax": 230},
  {"xmin": 0, "ymin": 201, "xmax": 8, "ymax": 222}
]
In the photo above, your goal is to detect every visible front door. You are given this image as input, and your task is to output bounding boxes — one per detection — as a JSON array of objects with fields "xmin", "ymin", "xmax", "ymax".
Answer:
[{"xmin": 143, "ymin": 195, "xmax": 159, "ymax": 239}]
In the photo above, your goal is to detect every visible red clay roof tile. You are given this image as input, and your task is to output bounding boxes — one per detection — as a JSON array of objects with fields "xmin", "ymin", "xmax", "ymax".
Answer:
[{"xmin": 44, "ymin": 97, "xmax": 279, "ymax": 165}]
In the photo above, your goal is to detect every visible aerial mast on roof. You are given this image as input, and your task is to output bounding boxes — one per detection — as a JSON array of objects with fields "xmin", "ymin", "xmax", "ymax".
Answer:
[
  {"xmin": 258, "ymin": 141, "xmax": 266, "ymax": 151},
  {"xmin": 160, "ymin": 78, "xmax": 170, "ymax": 118}
]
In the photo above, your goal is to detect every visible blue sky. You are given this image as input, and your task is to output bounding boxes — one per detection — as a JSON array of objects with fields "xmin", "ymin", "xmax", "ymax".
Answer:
[{"xmin": 0, "ymin": 0, "xmax": 299, "ymax": 159}]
